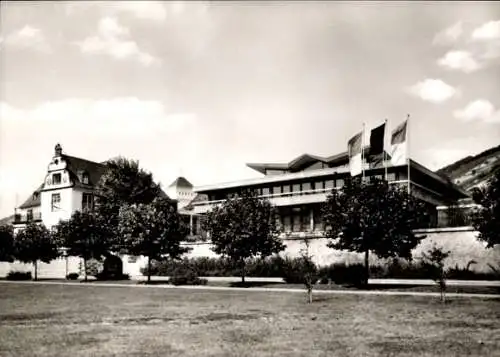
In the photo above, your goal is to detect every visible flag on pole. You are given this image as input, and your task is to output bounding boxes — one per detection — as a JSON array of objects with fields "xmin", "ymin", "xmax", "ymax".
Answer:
[
  {"xmin": 390, "ymin": 120, "xmax": 408, "ymax": 166},
  {"xmin": 368, "ymin": 122, "xmax": 386, "ymax": 168},
  {"xmin": 348, "ymin": 131, "xmax": 363, "ymax": 176}
]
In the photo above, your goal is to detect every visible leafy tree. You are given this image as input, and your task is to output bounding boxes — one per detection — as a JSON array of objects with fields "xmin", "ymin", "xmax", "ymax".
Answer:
[
  {"xmin": 54, "ymin": 210, "xmax": 110, "ymax": 281},
  {"xmin": 203, "ymin": 190, "xmax": 285, "ymax": 284},
  {"xmin": 422, "ymin": 246, "xmax": 450, "ymax": 303},
  {"xmin": 94, "ymin": 157, "xmax": 164, "ymax": 252},
  {"xmin": 472, "ymin": 168, "xmax": 500, "ymax": 248},
  {"xmin": 118, "ymin": 197, "xmax": 188, "ymax": 283},
  {"xmin": 322, "ymin": 177, "xmax": 428, "ymax": 286},
  {"xmin": 0, "ymin": 224, "xmax": 14, "ymax": 262},
  {"xmin": 13, "ymin": 223, "xmax": 59, "ymax": 280}
]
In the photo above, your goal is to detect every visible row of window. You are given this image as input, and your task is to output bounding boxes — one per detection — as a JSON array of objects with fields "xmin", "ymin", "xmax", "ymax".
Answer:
[
  {"xmin": 208, "ymin": 173, "xmax": 398, "ymax": 201},
  {"xmin": 49, "ymin": 172, "xmax": 89, "ymax": 186},
  {"xmin": 50, "ymin": 193, "xmax": 93, "ymax": 212}
]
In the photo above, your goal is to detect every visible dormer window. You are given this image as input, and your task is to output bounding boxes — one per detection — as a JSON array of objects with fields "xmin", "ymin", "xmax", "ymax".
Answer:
[
  {"xmin": 33, "ymin": 192, "xmax": 39, "ymax": 201},
  {"xmin": 52, "ymin": 173, "xmax": 61, "ymax": 185},
  {"xmin": 82, "ymin": 173, "xmax": 89, "ymax": 184}
]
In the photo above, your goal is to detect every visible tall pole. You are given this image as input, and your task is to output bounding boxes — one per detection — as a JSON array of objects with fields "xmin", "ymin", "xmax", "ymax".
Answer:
[
  {"xmin": 407, "ymin": 114, "xmax": 411, "ymax": 195},
  {"xmin": 384, "ymin": 118, "xmax": 388, "ymax": 181},
  {"xmin": 362, "ymin": 122, "xmax": 366, "ymax": 182}
]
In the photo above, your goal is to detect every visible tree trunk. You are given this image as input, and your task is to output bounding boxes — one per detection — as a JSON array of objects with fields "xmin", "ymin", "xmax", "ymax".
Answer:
[
  {"xmin": 147, "ymin": 256, "xmax": 151, "ymax": 284},
  {"xmin": 84, "ymin": 257, "xmax": 88, "ymax": 282},
  {"xmin": 308, "ymin": 287, "xmax": 313, "ymax": 304},
  {"xmin": 240, "ymin": 259, "xmax": 246, "ymax": 284},
  {"xmin": 34, "ymin": 260, "xmax": 38, "ymax": 281},
  {"xmin": 364, "ymin": 250, "xmax": 369, "ymax": 287}
]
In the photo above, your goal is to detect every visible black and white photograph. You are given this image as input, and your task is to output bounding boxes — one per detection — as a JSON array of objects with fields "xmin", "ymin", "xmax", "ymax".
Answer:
[{"xmin": 0, "ymin": 1, "xmax": 499, "ymax": 356}]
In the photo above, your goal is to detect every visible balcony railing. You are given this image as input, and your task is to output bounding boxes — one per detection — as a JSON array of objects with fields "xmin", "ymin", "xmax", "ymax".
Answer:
[{"xmin": 14, "ymin": 212, "xmax": 42, "ymax": 223}]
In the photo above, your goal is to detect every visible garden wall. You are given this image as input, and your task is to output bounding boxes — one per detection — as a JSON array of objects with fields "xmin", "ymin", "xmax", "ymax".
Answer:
[{"xmin": 1, "ymin": 228, "xmax": 498, "ymax": 279}]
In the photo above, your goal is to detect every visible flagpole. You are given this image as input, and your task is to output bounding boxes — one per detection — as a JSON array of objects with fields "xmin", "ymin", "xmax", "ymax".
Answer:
[
  {"xmin": 362, "ymin": 122, "xmax": 366, "ymax": 182},
  {"xmin": 406, "ymin": 114, "xmax": 411, "ymax": 195},
  {"xmin": 384, "ymin": 118, "xmax": 388, "ymax": 181}
]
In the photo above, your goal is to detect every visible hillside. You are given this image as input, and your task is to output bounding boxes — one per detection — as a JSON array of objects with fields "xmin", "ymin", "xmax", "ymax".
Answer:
[{"xmin": 437, "ymin": 144, "xmax": 500, "ymax": 192}]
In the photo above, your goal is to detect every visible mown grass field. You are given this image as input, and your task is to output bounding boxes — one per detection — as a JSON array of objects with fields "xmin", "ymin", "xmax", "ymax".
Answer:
[{"xmin": 0, "ymin": 283, "xmax": 499, "ymax": 357}]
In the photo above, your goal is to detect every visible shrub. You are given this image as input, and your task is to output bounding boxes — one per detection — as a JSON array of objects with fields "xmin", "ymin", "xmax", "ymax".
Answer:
[
  {"xmin": 169, "ymin": 266, "xmax": 207, "ymax": 286},
  {"xmin": 6, "ymin": 271, "xmax": 32, "ymax": 281},
  {"xmin": 66, "ymin": 272, "xmax": 79, "ymax": 280},
  {"xmin": 95, "ymin": 272, "xmax": 130, "ymax": 281},
  {"xmin": 280, "ymin": 257, "xmax": 319, "ymax": 284},
  {"xmin": 318, "ymin": 263, "xmax": 366, "ymax": 286}
]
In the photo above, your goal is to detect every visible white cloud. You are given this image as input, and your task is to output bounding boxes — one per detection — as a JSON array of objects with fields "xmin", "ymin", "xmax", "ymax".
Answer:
[
  {"xmin": 3, "ymin": 25, "xmax": 51, "ymax": 53},
  {"xmin": 75, "ymin": 17, "xmax": 159, "ymax": 66},
  {"xmin": 433, "ymin": 21, "xmax": 463, "ymax": 45},
  {"xmin": 437, "ymin": 50, "xmax": 481, "ymax": 73},
  {"xmin": 407, "ymin": 79, "xmax": 458, "ymax": 103},
  {"xmin": 453, "ymin": 99, "xmax": 500, "ymax": 124},
  {"xmin": 471, "ymin": 20, "xmax": 500, "ymax": 41}
]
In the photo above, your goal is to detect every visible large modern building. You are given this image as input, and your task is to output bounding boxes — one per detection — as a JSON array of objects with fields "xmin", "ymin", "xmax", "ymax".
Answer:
[
  {"xmin": 12, "ymin": 144, "xmax": 202, "ymax": 237},
  {"xmin": 191, "ymin": 150, "xmax": 470, "ymax": 238}
]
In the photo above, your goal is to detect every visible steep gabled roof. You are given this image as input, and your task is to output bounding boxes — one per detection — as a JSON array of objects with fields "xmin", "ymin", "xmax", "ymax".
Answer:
[
  {"xmin": 18, "ymin": 183, "xmax": 44, "ymax": 209},
  {"xmin": 62, "ymin": 155, "xmax": 107, "ymax": 189},
  {"xmin": 168, "ymin": 176, "xmax": 193, "ymax": 188},
  {"xmin": 0, "ymin": 214, "xmax": 15, "ymax": 225}
]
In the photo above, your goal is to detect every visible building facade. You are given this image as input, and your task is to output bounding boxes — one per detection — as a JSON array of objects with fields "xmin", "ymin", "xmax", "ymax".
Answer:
[
  {"xmin": 12, "ymin": 144, "xmax": 200, "ymax": 236},
  {"xmin": 191, "ymin": 151, "xmax": 470, "ymax": 238}
]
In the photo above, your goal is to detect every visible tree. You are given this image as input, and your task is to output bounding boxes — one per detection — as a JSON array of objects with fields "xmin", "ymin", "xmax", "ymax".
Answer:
[
  {"xmin": 204, "ymin": 190, "xmax": 285, "ymax": 284},
  {"xmin": 322, "ymin": 177, "xmax": 429, "ymax": 286},
  {"xmin": 0, "ymin": 225, "xmax": 14, "ymax": 262},
  {"xmin": 422, "ymin": 246, "xmax": 450, "ymax": 303},
  {"xmin": 94, "ymin": 157, "xmax": 164, "ymax": 252},
  {"xmin": 13, "ymin": 223, "xmax": 59, "ymax": 280},
  {"xmin": 54, "ymin": 210, "xmax": 110, "ymax": 281},
  {"xmin": 300, "ymin": 239, "xmax": 318, "ymax": 304},
  {"xmin": 118, "ymin": 197, "xmax": 188, "ymax": 283},
  {"xmin": 472, "ymin": 167, "xmax": 500, "ymax": 248}
]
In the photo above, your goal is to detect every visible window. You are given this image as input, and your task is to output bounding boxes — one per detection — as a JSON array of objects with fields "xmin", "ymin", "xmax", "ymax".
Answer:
[
  {"xmin": 262, "ymin": 187, "xmax": 270, "ymax": 196},
  {"xmin": 387, "ymin": 173, "xmax": 396, "ymax": 182},
  {"xmin": 82, "ymin": 173, "xmax": 89, "ymax": 184},
  {"xmin": 283, "ymin": 185, "xmax": 291, "ymax": 194},
  {"xmin": 325, "ymin": 180, "xmax": 334, "ymax": 190},
  {"xmin": 52, "ymin": 173, "xmax": 61, "ymax": 185},
  {"xmin": 27, "ymin": 209, "xmax": 33, "ymax": 221},
  {"xmin": 82, "ymin": 193, "xmax": 93, "ymax": 211},
  {"xmin": 292, "ymin": 183, "xmax": 301, "ymax": 193},
  {"xmin": 336, "ymin": 178, "xmax": 344, "ymax": 188},
  {"xmin": 315, "ymin": 181, "xmax": 324, "ymax": 190},
  {"xmin": 302, "ymin": 182, "xmax": 312, "ymax": 192},
  {"xmin": 273, "ymin": 186, "xmax": 281, "ymax": 195},
  {"xmin": 51, "ymin": 193, "xmax": 61, "ymax": 211}
]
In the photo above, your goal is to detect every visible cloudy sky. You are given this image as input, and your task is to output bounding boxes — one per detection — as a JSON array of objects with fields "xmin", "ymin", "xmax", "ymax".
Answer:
[{"xmin": 1, "ymin": 1, "xmax": 499, "ymax": 217}]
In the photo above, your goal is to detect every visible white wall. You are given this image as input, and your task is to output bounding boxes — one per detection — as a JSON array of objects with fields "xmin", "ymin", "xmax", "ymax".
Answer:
[{"xmin": 41, "ymin": 188, "xmax": 75, "ymax": 230}]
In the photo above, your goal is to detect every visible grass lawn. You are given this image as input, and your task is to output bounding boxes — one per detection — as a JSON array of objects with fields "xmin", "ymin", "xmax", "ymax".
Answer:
[{"xmin": 0, "ymin": 283, "xmax": 499, "ymax": 357}]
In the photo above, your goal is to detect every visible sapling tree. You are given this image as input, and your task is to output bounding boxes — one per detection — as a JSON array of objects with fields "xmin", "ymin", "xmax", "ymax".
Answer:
[
  {"xmin": 422, "ymin": 246, "xmax": 450, "ymax": 303},
  {"xmin": 300, "ymin": 239, "xmax": 318, "ymax": 304}
]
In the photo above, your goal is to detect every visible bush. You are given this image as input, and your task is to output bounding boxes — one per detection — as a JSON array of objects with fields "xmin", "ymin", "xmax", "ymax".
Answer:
[
  {"xmin": 169, "ymin": 266, "xmax": 207, "ymax": 286},
  {"xmin": 280, "ymin": 257, "xmax": 319, "ymax": 284},
  {"xmin": 6, "ymin": 271, "xmax": 32, "ymax": 280},
  {"xmin": 66, "ymin": 272, "xmax": 79, "ymax": 280},
  {"xmin": 95, "ymin": 272, "xmax": 130, "ymax": 281},
  {"xmin": 318, "ymin": 263, "xmax": 366, "ymax": 286}
]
